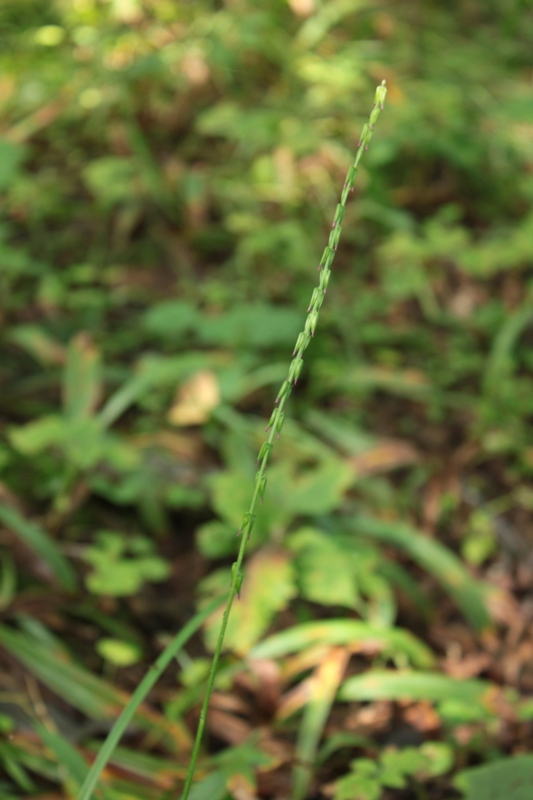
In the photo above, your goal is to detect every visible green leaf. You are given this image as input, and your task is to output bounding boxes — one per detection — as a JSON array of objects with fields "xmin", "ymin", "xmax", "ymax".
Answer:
[
  {"xmin": 0, "ymin": 624, "xmax": 123, "ymax": 720},
  {"xmin": 63, "ymin": 333, "xmax": 101, "ymax": 420},
  {"xmin": 8, "ymin": 415, "xmax": 65, "ymax": 455},
  {"xmin": 8, "ymin": 324, "xmax": 65, "ymax": 366},
  {"xmin": 83, "ymin": 156, "xmax": 139, "ymax": 209},
  {"xmin": 77, "ymin": 597, "xmax": 223, "ymax": 800},
  {"xmin": 289, "ymin": 526, "xmax": 359, "ymax": 608},
  {"xmin": 351, "ymin": 514, "xmax": 492, "ymax": 631},
  {"xmin": 96, "ymin": 638, "xmax": 142, "ymax": 667},
  {"xmin": 380, "ymin": 748, "xmax": 427, "ymax": 788},
  {"xmin": 196, "ymin": 519, "xmax": 237, "ymax": 559},
  {"xmin": 98, "ymin": 353, "xmax": 210, "ymax": 428},
  {"xmin": 454, "ymin": 755, "xmax": 533, "ymax": 800},
  {"xmin": 251, "ymin": 619, "xmax": 435, "ymax": 669},
  {"xmin": 339, "ymin": 670, "xmax": 503, "ymax": 720},
  {"xmin": 84, "ymin": 531, "xmax": 170, "ymax": 597},
  {"xmin": 275, "ymin": 457, "xmax": 353, "ymax": 517},
  {"xmin": 293, "ymin": 648, "xmax": 349, "ymax": 800},
  {"xmin": 63, "ymin": 416, "xmax": 106, "ymax": 469},
  {"xmin": 35, "ymin": 724, "xmax": 101, "ymax": 797},
  {"xmin": 0, "ymin": 138, "xmax": 25, "ymax": 191},
  {"xmin": 334, "ymin": 770, "xmax": 381, "ymax": 800},
  {"xmin": 142, "ymin": 299, "xmax": 199, "ymax": 339},
  {"xmin": 197, "ymin": 302, "xmax": 301, "ymax": 349},
  {"xmin": 187, "ymin": 770, "xmax": 229, "ymax": 800},
  {"xmin": 0, "ymin": 503, "xmax": 76, "ymax": 591},
  {"xmin": 203, "ymin": 549, "xmax": 296, "ymax": 654}
]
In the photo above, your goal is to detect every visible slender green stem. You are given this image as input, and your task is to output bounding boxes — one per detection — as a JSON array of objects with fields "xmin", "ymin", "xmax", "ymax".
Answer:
[
  {"xmin": 76, "ymin": 595, "xmax": 224, "ymax": 800},
  {"xmin": 180, "ymin": 81, "xmax": 387, "ymax": 800}
]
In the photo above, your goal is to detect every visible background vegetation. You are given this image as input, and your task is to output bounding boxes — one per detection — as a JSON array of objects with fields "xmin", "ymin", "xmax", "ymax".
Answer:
[{"xmin": 1, "ymin": 1, "xmax": 533, "ymax": 798}]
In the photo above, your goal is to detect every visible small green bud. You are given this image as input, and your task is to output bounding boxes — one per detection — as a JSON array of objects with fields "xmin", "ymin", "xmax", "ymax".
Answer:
[
  {"xmin": 276, "ymin": 380, "xmax": 292, "ymax": 404},
  {"xmin": 319, "ymin": 246, "xmax": 331, "ymax": 269},
  {"xmin": 257, "ymin": 441, "xmax": 273, "ymax": 463},
  {"xmin": 319, "ymin": 269, "xmax": 331, "ymax": 292}
]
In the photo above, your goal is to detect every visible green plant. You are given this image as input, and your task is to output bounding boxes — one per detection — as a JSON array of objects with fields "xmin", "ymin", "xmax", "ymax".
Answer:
[
  {"xmin": 180, "ymin": 80, "xmax": 388, "ymax": 800},
  {"xmin": 83, "ymin": 530, "xmax": 170, "ymax": 597},
  {"xmin": 455, "ymin": 755, "xmax": 533, "ymax": 800},
  {"xmin": 334, "ymin": 742, "xmax": 453, "ymax": 800},
  {"xmin": 2, "ymin": 2, "xmax": 533, "ymax": 797}
]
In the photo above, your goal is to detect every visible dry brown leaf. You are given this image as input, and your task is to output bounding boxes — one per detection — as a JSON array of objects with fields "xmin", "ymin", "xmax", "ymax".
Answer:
[
  {"xmin": 168, "ymin": 370, "xmax": 220, "ymax": 426},
  {"xmin": 348, "ymin": 438, "xmax": 420, "ymax": 478},
  {"xmin": 345, "ymin": 700, "xmax": 393, "ymax": 734},
  {"xmin": 243, "ymin": 659, "xmax": 282, "ymax": 719},
  {"xmin": 131, "ymin": 430, "xmax": 201, "ymax": 459},
  {"xmin": 403, "ymin": 701, "xmax": 441, "ymax": 732},
  {"xmin": 288, "ymin": 0, "xmax": 315, "ymax": 17},
  {"xmin": 208, "ymin": 706, "xmax": 253, "ymax": 745},
  {"xmin": 227, "ymin": 773, "xmax": 259, "ymax": 800}
]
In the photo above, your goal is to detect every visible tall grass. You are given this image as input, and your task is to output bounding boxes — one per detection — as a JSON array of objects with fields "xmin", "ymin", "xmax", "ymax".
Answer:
[
  {"xmin": 181, "ymin": 81, "xmax": 387, "ymax": 800},
  {"xmin": 76, "ymin": 81, "xmax": 386, "ymax": 800}
]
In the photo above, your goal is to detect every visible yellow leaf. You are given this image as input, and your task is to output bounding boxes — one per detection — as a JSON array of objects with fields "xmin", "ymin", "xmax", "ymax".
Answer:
[{"xmin": 168, "ymin": 370, "xmax": 220, "ymax": 426}]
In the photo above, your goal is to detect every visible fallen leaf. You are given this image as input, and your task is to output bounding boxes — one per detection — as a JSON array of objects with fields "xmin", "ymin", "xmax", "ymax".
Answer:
[
  {"xmin": 168, "ymin": 370, "xmax": 220, "ymax": 426},
  {"xmin": 348, "ymin": 438, "xmax": 420, "ymax": 478}
]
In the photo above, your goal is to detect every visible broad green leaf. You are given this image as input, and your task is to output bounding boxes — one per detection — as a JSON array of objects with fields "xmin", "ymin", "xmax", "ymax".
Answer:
[
  {"xmin": 289, "ymin": 527, "xmax": 359, "ymax": 608},
  {"xmin": 196, "ymin": 519, "xmax": 237, "ymax": 558},
  {"xmin": 334, "ymin": 771, "xmax": 381, "ymax": 800},
  {"xmin": 142, "ymin": 299, "xmax": 199, "ymax": 339},
  {"xmin": 0, "ymin": 503, "xmax": 76, "ymax": 591},
  {"xmin": 380, "ymin": 748, "xmax": 428, "ymax": 788},
  {"xmin": 289, "ymin": 527, "xmax": 396, "ymax": 625},
  {"xmin": 9, "ymin": 414, "xmax": 109, "ymax": 470},
  {"xmin": 455, "ymin": 755, "xmax": 533, "ymax": 800},
  {"xmin": 203, "ymin": 549, "xmax": 296, "ymax": 654},
  {"xmin": 208, "ymin": 467, "xmax": 255, "ymax": 529},
  {"xmin": 197, "ymin": 301, "xmax": 301, "ymax": 349},
  {"xmin": 251, "ymin": 620, "xmax": 435, "ymax": 669}
]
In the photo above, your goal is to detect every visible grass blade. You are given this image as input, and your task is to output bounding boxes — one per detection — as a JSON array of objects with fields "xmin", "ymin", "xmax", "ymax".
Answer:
[
  {"xmin": 293, "ymin": 648, "xmax": 349, "ymax": 800},
  {"xmin": 77, "ymin": 595, "xmax": 224, "ymax": 800},
  {"xmin": 350, "ymin": 514, "xmax": 492, "ymax": 631},
  {"xmin": 179, "ymin": 80, "xmax": 388, "ymax": 800},
  {"xmin": 250, "ymin": 619, "xmax": 435, "ymax": 668},
  {"xmin": 339, "ymin": 670, "xmax": 498, "ymax": 713},
  {"xmin": 0, "ymin": 502, "xmax": 76, "ymax": 591}
]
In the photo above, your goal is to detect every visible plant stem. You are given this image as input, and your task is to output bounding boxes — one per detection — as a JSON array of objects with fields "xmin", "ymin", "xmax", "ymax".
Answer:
[
  {"xmin": 76, "ymin": 595, "xmax": 224, "ymax": 800},
  {"xmin": 180, "ymin": 80, "xmax": 387, "ymax": 800}
]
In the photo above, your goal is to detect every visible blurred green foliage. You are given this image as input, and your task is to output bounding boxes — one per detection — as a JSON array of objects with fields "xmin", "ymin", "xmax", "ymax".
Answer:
[{"xmin": 1, "ymin": 0, "xmax": 533, "ymax": 797}]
